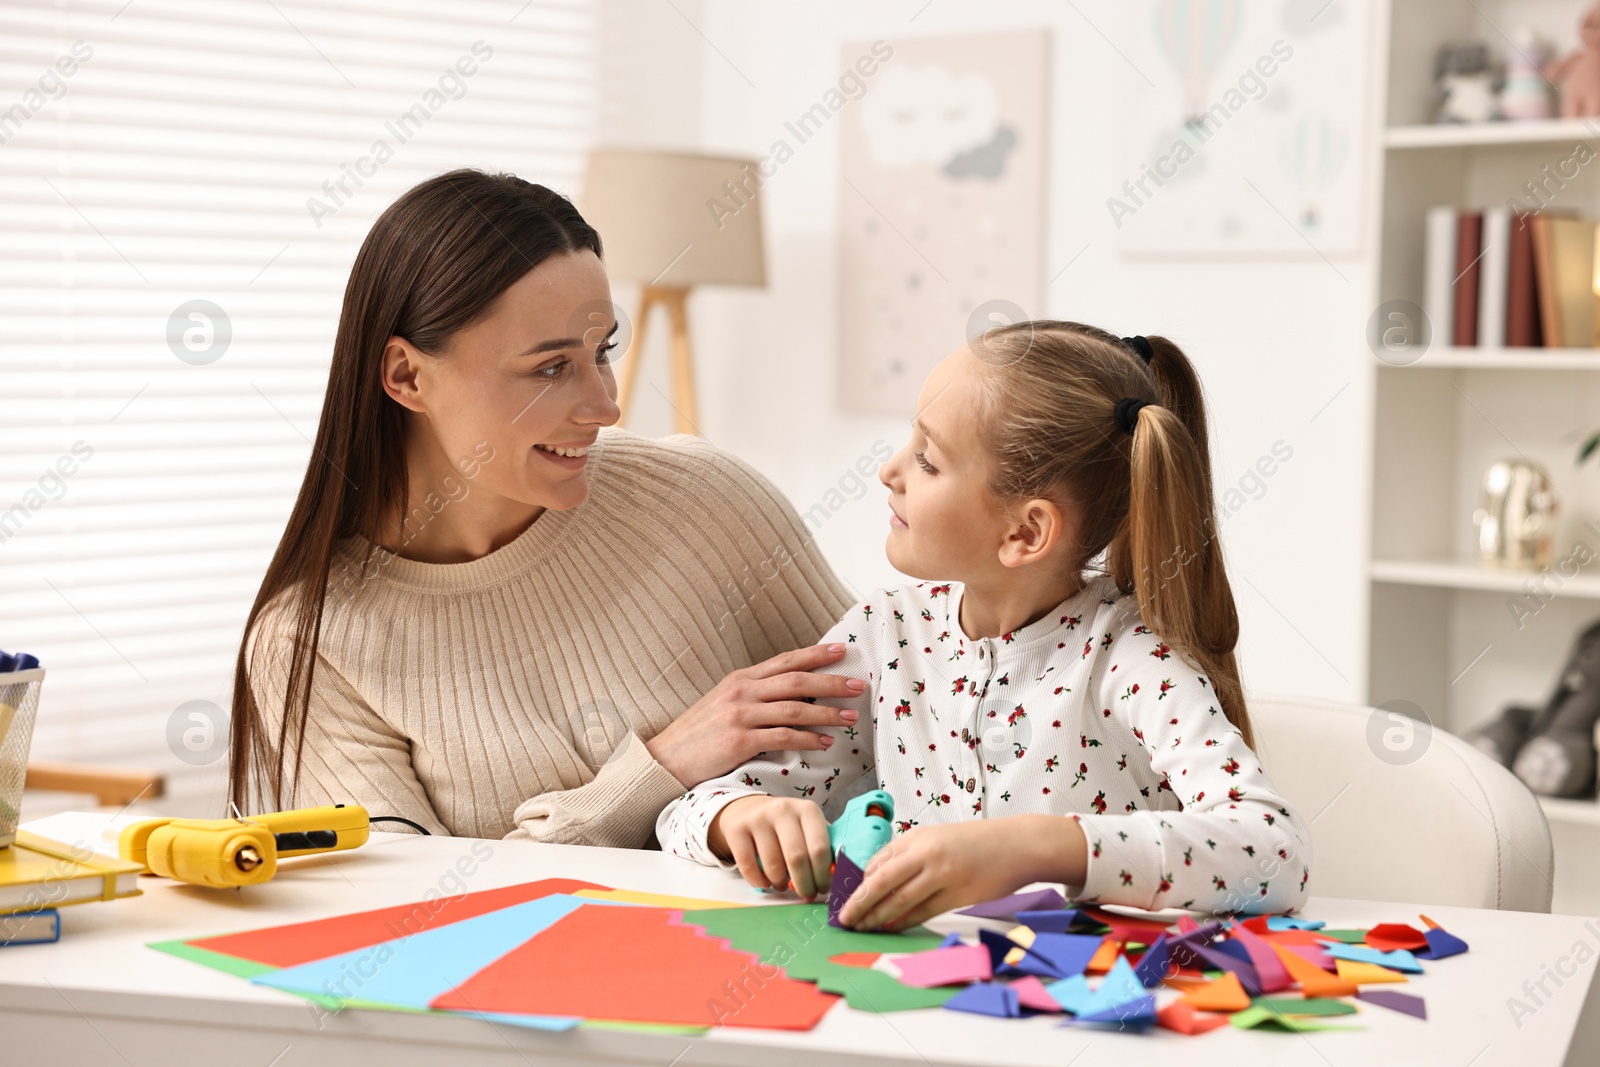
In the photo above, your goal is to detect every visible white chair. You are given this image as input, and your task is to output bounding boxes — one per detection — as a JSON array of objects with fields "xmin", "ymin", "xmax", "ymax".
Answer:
[{"xmin": 1249, "ymin": 692, "xmax": 1554, "ymax": 913}]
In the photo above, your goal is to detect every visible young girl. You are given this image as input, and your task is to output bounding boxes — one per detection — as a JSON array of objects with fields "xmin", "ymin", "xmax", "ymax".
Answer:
[{"xmin": 656, "ymin": 322, "xmax": 1311, "ymax": 930}]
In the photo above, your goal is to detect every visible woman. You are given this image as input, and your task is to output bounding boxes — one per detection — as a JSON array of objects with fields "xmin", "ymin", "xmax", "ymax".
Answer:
[{"xmin": 229, "ymin": 169, "xmax": 861, "ymax": 847}]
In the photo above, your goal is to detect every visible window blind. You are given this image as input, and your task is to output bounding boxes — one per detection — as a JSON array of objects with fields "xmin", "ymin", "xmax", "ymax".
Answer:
[{"xmin": 0, "ymin": 0, "xmax": 597, "ymax": 807}]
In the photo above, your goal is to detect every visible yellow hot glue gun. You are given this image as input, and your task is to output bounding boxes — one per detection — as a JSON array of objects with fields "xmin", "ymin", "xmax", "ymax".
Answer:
[{"xmin": 118, "ymin": 803, "xmax": 369, "ymax": 888}]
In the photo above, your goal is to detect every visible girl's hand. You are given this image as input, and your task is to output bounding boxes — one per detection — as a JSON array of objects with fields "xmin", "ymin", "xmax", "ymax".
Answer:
[
  {"xmin": 644, "ymin": 644, "xmax": 865, "ymax": 789},
  {"xmin": 708, "ymin": 794, "xmax": 835, "ymax": 902},
  {"xmin": 837, "ymin": 815, "xmax": 1089, "ymax": 931}
]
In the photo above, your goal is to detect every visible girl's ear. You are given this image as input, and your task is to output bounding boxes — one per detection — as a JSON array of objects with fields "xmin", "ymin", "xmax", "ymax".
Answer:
[
  {"xmin": 381, "ymin": 336, "xmax": 430, "ymax": 414},
  {"xmin": 999, "ymin": 497, "xmax": 1072, "ymax": 569}
]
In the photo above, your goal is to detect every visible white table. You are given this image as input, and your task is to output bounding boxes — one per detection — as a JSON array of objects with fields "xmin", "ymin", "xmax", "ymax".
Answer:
[{"xmin": 1, "ymin": 825, "xmax": 1597, "ymax": 1067}]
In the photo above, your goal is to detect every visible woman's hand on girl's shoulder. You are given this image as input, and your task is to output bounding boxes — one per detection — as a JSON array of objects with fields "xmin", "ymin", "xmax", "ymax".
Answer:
[
  {"xmin": 644, "ymin": 643, "xmax": 865, "ymax": 789},
  {"xmin": 710, "ymin": 794, "xmax": 834, "ymax": 902}
]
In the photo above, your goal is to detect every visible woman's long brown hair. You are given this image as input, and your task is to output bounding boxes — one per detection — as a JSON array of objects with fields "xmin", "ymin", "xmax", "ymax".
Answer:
[
  {"xmin": 975, "ymin": 321, "xmax": 1251, "ymax": 748},
  {"xmin": 227, "ymin": 169, "xmax": 601, "ymax": 814}
]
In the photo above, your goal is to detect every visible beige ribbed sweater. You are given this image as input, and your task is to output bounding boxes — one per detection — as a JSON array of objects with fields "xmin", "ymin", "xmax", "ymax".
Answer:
[{"xmin": 246, "ymin": 429, "xmax": 852, "ymax": 846}]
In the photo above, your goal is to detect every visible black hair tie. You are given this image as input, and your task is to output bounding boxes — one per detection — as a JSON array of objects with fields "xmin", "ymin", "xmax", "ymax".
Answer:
[
  {"xmin": 1122, "ymin": 335, "xmax": 1154, "ymax": 364},
  {"xmin": 1114, "ymin": 397, "xmax": 1150, "ymax": 436}
]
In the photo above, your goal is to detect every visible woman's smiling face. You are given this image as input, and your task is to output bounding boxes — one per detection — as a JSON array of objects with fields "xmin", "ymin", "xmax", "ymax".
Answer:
[{"xmin": 387, "ymin": 248, "xmax": 622, "ymax": 513}]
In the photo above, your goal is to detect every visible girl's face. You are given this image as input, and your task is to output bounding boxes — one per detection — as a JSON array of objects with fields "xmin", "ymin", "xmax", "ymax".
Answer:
[
  {"xmin": 879, "ymin": 346, "xmax": 1016, "ymax": 581},
  {"xmin": 390, "ymin": 249, "xmax": 622, "ymax": 513}
]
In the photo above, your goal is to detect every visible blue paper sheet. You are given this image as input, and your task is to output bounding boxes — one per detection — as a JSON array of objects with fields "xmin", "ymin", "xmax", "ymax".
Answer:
[
  {"xmin": 1325, "ymin": 944, "xmax": 1423, "ymax": 973},
  {"xmin": 252, "ymin": 892, "xmax": 622, "ymax": 1025}
]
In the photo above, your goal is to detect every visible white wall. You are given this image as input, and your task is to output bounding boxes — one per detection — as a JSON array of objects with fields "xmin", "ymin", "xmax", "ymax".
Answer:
[{"xmin": 602, "ymin": 0, "xmax": 1375, "ymax": 705}]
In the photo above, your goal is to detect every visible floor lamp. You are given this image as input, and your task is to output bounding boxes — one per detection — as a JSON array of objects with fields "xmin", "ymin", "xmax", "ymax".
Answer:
[{"xmin": 581, "ymin": 148, "xmax": 767, "ymax": 435}]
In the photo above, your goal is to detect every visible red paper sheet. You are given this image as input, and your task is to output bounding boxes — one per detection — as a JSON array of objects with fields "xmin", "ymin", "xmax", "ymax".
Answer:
[
  {"xmin": 431, "ymin": 903, "xmax": 839, "ymax": 1030},
  {"xmin": 189, "ymin": 878, "xmax": 608, "ymax": 967}
]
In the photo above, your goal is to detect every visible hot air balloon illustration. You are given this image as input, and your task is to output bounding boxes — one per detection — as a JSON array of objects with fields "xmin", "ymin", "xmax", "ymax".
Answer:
[
  {"xmin": 1153, "ymin": 0, "xmax": 1242, "ymax": 126},
  {"xmin": 1279, "ymin": 111, "xmax": 1349, "ymax": 230}
]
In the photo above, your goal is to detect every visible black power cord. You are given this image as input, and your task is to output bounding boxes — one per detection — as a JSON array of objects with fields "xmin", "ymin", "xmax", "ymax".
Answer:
[{"xmin": 369, "ymin": 815, "xmax": 432, "ymax": 835}]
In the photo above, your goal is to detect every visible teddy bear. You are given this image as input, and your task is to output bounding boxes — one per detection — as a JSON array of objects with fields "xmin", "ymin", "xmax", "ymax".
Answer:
[
  {"xmin": 1547, "ymin": 2, "xmax": 1600, "ymax": 118},
  {"xmin": 1465, "ymin": 618, "xmax": 1600, "ymax": 798}
]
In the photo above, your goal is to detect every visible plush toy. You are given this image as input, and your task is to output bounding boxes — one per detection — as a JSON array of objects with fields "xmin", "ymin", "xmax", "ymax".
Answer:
[
  {"xmin": 1435, "ymin": 42, "xmax": 1500, "ymax": 123},
  {"xmin": 1547, "ymin": 3, "xmax": 1600, "ymax": 118},
  {"xmin": 1466, "ymin": 619, "xmax": 1600, "ymax": 798}
]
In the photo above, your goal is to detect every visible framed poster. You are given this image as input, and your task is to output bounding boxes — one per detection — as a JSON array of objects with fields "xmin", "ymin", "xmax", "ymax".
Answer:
[
  {"xmin": 1114, "ymin": 0, "xmax": 1368, "ymax": 256},
  {"xmin": 837, "ymin": 29, "xmax": 1050, "ymax": 415}
]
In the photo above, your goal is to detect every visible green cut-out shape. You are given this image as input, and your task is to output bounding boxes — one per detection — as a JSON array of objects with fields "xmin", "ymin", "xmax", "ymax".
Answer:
[
  {"xmin": 1250, "ymin": 996, "xmax": 1358, "ymax": 1017},
  {"xmin": 679, "ymin": 903, "xmax": 957, "ymax": 1012},
  {"xmin": 1231, "ymin": 1004, "xmax": 1359, "ymax": 1031},
  {"xmin": 1316, "ymin": 929, "xmax": 1370, "ymax": 943}
]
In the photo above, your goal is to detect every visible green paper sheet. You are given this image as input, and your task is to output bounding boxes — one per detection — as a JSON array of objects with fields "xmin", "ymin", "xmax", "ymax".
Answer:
[
  {"xmin": 1316, "ymin": 929, "xmax": 1370, "ymax": 943},
  {"xmin": 679, "ymin": 903, "xmax": 957, "ymax": 1012},
  {"xmin": 1251, "ymin": 996, "xmax": 1359, "ymax": 1017},
  {"xmin": 1232, "ymin": 1005, "xmax": 1359, "ymax": 1032}
]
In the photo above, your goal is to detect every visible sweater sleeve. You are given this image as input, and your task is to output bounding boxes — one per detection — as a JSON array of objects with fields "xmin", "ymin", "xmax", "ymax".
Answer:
[
  {"xmin": 247, "ymin": 615, "xmax": 450, "ymax": 836},
  {"xmin": 656, "ymin": 595, "xmax": 884, "ymax": 866},
  {"xmin": 1069, "ymin": 613, "xmax": 1313, "ymax": 915},
  {"xmin": 504, "ymin": 435, "xmax": 856, "ymax": 849}
]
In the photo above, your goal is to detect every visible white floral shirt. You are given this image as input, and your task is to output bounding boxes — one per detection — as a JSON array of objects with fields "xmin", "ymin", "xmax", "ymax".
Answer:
[{"xmin": 656, "ymin": 574, "xmax": 1313, "ymax": 915}]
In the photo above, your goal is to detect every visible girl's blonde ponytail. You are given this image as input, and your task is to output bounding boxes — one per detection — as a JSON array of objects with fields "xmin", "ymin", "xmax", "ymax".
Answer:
[{"xmin": 977, "ymin": 324, "xmax": 1252, "ymax": 748}]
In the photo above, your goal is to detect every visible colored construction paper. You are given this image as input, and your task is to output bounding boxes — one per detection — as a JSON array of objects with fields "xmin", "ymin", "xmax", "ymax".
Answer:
[
  {"xmin": 149, "ymin": 939, "xmax": 281, "ymax": 982},
  {"xmin": 1209, "ymin": 938, "xmax": 1254, "ymax": 965},
  {"xmin": 1256, "ymin": 927, "xmax": 1334, "ymax": 947},
  {"xmin": 1181, "ymin": 971, "xmax": 1251, "ymax": 1013},
  {"xmin": 893, "ymin": 944, "xmax": 993, "ymax": 988},
  {"xmin": 944, "ymin": 981, "xmax": 1021, "ymax": 1018},
  {"xmin": 1335, "ymin": 959, "xmax": 1408, "ymax": 985},
  {"xmin": 1193, "ymin": 944, "xmax": 1262, "ymax": 995},
  {"xmin": 254, "ymin": 892, "xmax": 610, "ymax": 1018},
  {"xmin": 938, "ymin": 931, "xmax": 964, "ymax": 948},
  {"xmin": 1230, "ymin": 925, "xmax": 1292, "ymax": 992},
  {"xmin": 1086, "ymin": 937, "xmax": 1121, "ymax": 974},
  {"xmin": 1267, "ymin": 916, "xmax": 1326, "ymax": 931},
  {"xmin": 1016, "ymin": 908, "xmax": 1083, "ymax": 933},
  {"xmin": 1133, "ymin": 933, "xmax": 1170, "ymax": 988},
  {"xmin": 1044, "ymin": 974, "xmax": 1097, "ymax": 1014},
  {"xmin": 1359, "ymin": 989, "xmax": 1428, "ymax": 1019},
  {"xmin": 1157, "ymin": 1000, "xmax": 1228, "ymax": 1035},
  {"xmin": 680, "ymin": 903, "xmax": 954, "ymax": 1012},
  {"xmin": 1316, "ymin": 928, "xmax": 1369, "ymax": 943},
  {"xmin": 958, "ymin": 887, "xmax": 1067, "ymax": 920},
  {"xmin": 827, "ymin": 850, "xmax": 867, "ymax": 928},
  {"xmin": 1230, "ymin": 1005, "xmax": 1356, "ymax": 1032},
  {"xmin": 1364, "ymin": 922, "xmax": 1428, "ymax": 952},
  {"xmin": 1271, "ymin": 944, "xmax": 1358, "ymax": 998},
  {"xmin": 188, "ymin": 877, "xmax": 609, "ymax": 968},
  {"xmin": 1020, "ymin": 932, "xmax": 1103, "ymax": 980},
  {"xmin": 1251, "ymin": 996, "xmax": 1358, "ymax": 1017},
  {"xmin": 1081, "ymin": 907, "xmax": 1173, "ymax": 941},
  {"xmin": 1010, "ymin": 975, "xmax": 1063, "ymax": 1013},
  {"xmin": 1415, "ymin": 926, "xmax": 1469, "ymax": 961},
  {"xmin": 1282, "ymin": 941, "xmax": 1338, "ymax": 972},
  {"xmin": 1325, "ymin": 944, "xmax": 1423, "ymax": 974},
  {"xmin": 1072, "ymin": 994, "xmax": 1157, "ymax": 1029},
  {"xmin": 978, "ymin": 927, "xmax": 1018, "ymax": 972},
  {"xmin": 828, "ymin": 951, "xmax": 882, "ymax": 969},
  {"xmin": 573, "ymin": 888, "xmax": 743, "ymax": 910},
  {"xmin": 432, "ymin": 904, "xmax": 837, "ymax": 1030}
]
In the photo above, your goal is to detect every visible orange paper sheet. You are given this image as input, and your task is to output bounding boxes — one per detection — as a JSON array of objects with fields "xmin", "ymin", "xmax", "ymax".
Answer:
[
  {"xmin": 431, "ymin": 903, "xmax": 839, "ymax": 1030},
  {"xmin": 1085, "ymin": 938, "xmax": 1120, "ymax": 974},
  {"xmin": 1336, "ymin": 959, "xmax": 1409, "ymax": 985},
  {"xmin": 1272, "ymin": 944, "xmax": 1358, "ymax": 998},
  {"xmin": 1158, "ymin": 999, "xmax": 1230, "ymax": 1035},
  {"xmin": 1181, "ymin": 971, "xmax": 1251, "ymax": 1012}
]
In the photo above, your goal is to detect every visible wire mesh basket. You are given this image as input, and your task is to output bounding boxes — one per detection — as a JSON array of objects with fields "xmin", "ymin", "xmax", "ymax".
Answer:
[{"xmin": 0, "ymin": 668, "xmax": 44, "ymax": 848}]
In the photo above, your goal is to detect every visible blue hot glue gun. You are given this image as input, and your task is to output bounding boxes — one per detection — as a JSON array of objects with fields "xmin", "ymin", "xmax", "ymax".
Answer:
[{"xmin": 829, "ymin": 789, "xmax": 895, "ymax": 869}]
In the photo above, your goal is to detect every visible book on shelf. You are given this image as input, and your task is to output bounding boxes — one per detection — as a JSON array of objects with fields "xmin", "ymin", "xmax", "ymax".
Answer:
[{"xmin": 1423, "ymin": 205, "xmax": 1592, "ymax": 349}]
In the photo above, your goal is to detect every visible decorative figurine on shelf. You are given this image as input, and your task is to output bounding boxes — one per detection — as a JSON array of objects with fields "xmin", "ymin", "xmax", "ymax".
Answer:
[
  {"xmin": 1435, "ymin": 42, "xmax": 1501, "ymax": 123},
  {"xmin": 1501, "ymin": 30, "xmax": 1556, "ymax": 120},
  {"xmin": 1465, "ymin": 619, "xmax": 1600, "ymax": 798},
  {"xmin": 1547, "ymin": 2, "xmax": 1600, "ymax": 117},
  {"xmin": 1472, "ymin": 459, "xmax": 1558, "ymax": 569}
]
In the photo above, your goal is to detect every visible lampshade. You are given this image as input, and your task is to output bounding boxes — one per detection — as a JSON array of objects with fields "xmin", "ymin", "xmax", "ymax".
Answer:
[{"xmin": 580, "ymin": 147, "xmax": 766, "ymax": 288}]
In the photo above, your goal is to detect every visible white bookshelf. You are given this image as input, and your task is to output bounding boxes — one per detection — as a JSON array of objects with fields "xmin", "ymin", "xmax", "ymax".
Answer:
[
  {"xmin": 1386, "ymin": 117, "xmax": 1600, "ymax": 149},
  {"xmin": 1368, "ymin": 2, "xmax": 1600, "ymax": 904}
]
